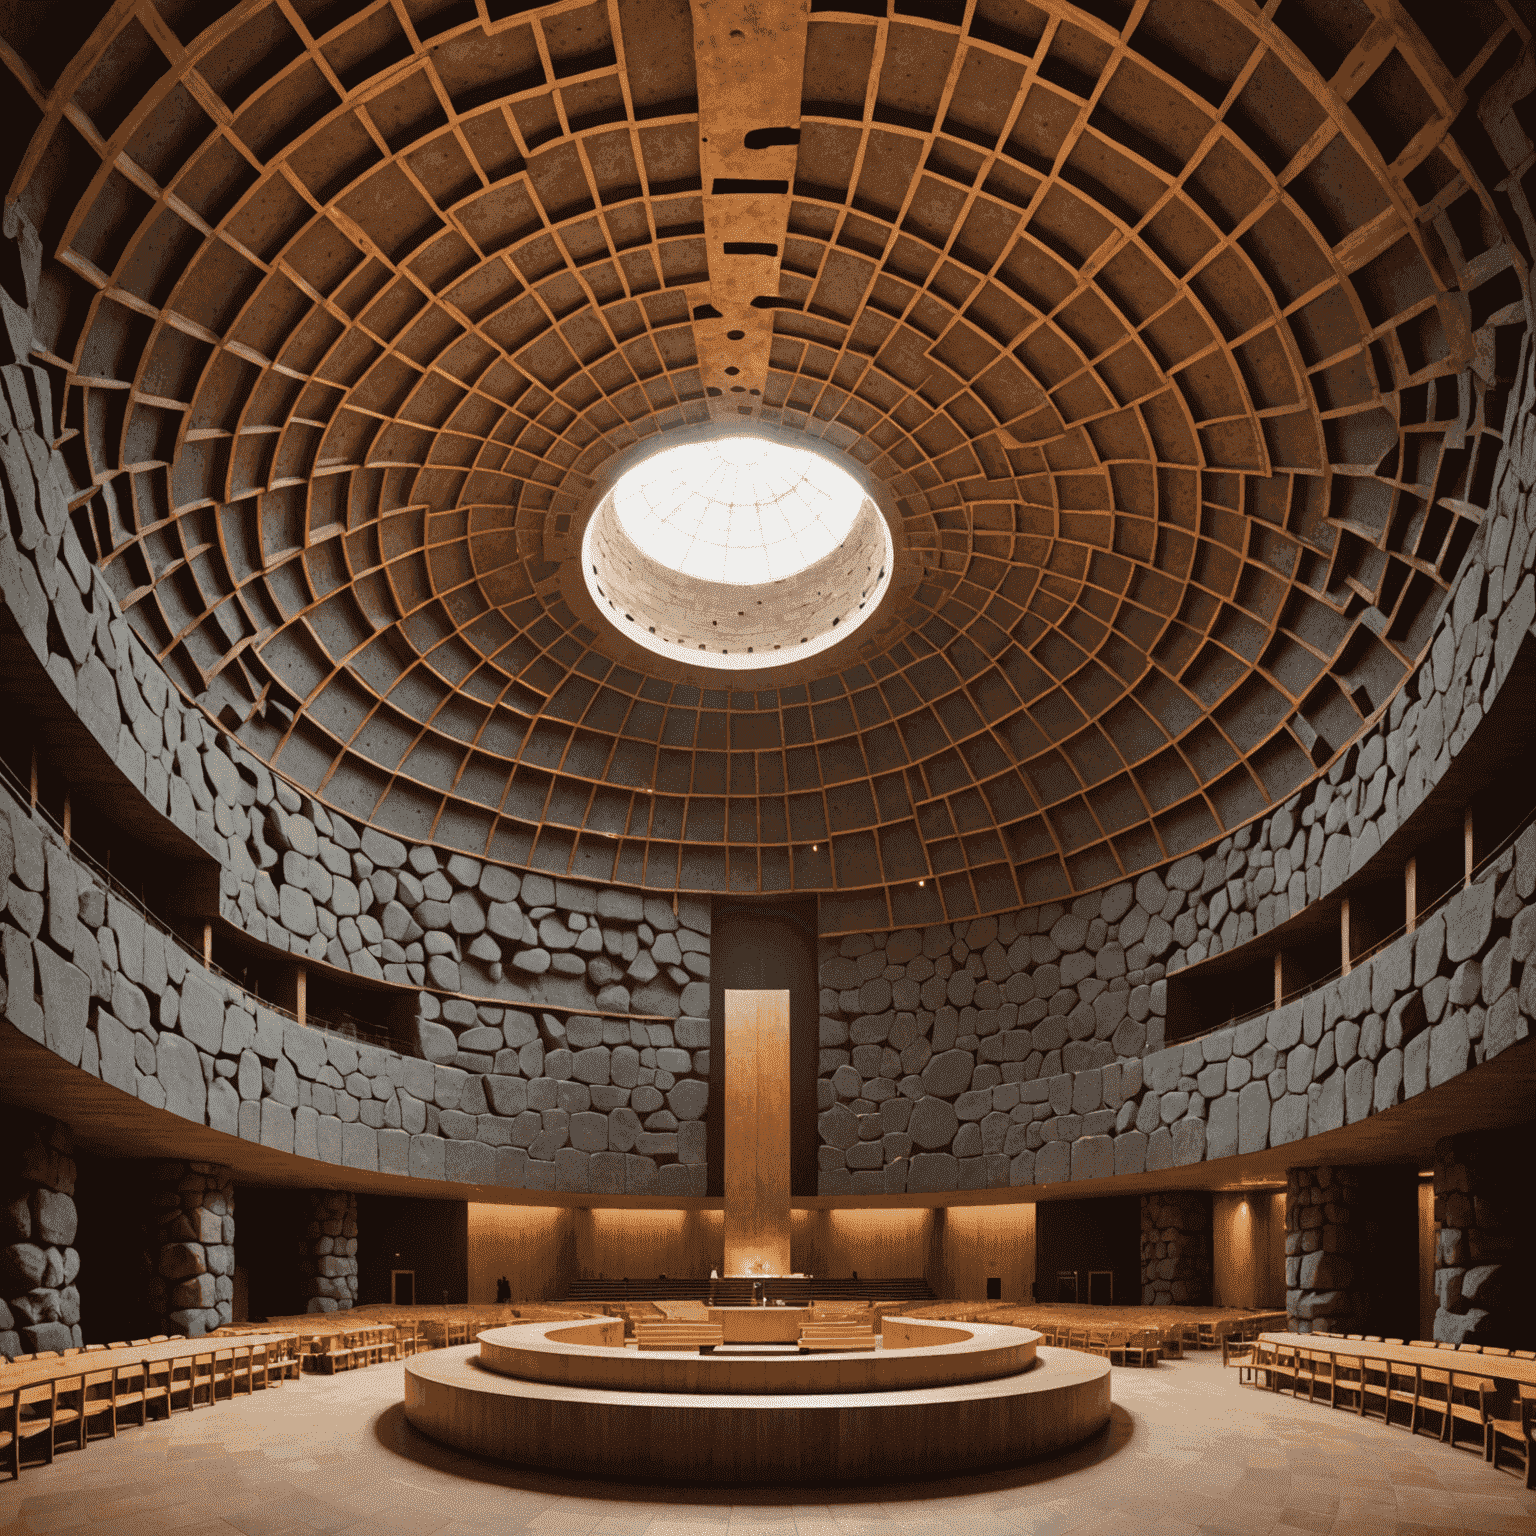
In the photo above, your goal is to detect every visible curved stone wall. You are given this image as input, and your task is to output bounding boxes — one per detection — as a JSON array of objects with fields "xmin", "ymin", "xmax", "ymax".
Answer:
[
  {"xmin": 0, "ymin": 9, "xmax": 1534, "ymax": 1236},
  {"xmin": 818, "ymin": 321, "xmax": 1536, "ymax": 1188},
  {"xmin": 0, "ymin": 252, "xmax": 1533, "ymax": 1209}
]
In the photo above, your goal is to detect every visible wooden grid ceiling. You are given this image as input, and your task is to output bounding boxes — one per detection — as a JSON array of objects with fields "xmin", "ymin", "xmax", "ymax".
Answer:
[{"xmin": 3, "ymin": 0, "xmax": 1532, "ymax": 934}]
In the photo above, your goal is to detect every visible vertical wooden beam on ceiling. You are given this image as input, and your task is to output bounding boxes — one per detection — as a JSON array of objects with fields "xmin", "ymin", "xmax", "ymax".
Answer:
[
  {"xmin": 723, "ymin": 989, "xmax": 791, "ymax": 1277},
  {"xmin": 689, "ymin": 0, "xmax": 809, "ymax": 413},
  {"xmin": 1340, "ymin": 898, "xmax": 1352, "ymax": 977},
  {"xmin": 296, "ymin": 966, "xmax": 307, "ymax": 1030},
  {"xmin": 1404, "ymin": 855, "xmax": 1418, "ymax": 932},
  {"xmin": 1463, "ymin": 806, "xmax": 1475, "ymax": 885}
]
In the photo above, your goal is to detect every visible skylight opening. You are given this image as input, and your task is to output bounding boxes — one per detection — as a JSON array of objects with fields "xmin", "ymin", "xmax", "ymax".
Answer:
[{"xmin": 610, "ymin": 436, "xmax": 866, "ymax": 583}]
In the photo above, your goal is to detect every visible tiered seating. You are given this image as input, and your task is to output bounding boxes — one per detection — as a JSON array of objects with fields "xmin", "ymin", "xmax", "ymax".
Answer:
[{"xmin": 634, "ymin": 1321, "xmax": 724, "ymax": 1352}]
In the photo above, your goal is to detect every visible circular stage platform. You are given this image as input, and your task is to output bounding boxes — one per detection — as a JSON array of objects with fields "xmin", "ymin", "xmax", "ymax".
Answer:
[{"xmin": 403, "ymin": 1317, "xmax": 1111, "ymax": 1484}]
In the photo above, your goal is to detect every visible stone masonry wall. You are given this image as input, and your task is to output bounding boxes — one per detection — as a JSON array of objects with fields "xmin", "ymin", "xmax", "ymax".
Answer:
[
  {"xmin": 816, "ymin": 316, "xmax": 1536, "ymax": 1193},
  {"xmin": 145, "ymin": 1161, "xmax": 235, "ymax": 1337},
  {"xmin": 302, "ymin": 1189, "xmax": 358, "ymax": 1313},
  {"xmin": 0, "ymin": 207, "xmax": 713, "ymax": 1082},
  {"xmin": 1432, "ymin": 1127, "xmax": 1533, "ymax": 1347},
  {"xmin": 0, "ymin": 179, "xmax": 1534, "ymax": 1220},
  {"xmin": 0, "ymin": 770, "xmax": 708, "ymax": 1196},
  {"xmin": 0, "ymin": 1111, "xmax": 80, "ymax": 1357},
  {"xmin": 1282, "ymin": 1164, "xmax": 1415, "ymax": 1337},
  {"xmin": 1140, "ymin": 1191, "xmax": 1211, "ymax": 1306}
]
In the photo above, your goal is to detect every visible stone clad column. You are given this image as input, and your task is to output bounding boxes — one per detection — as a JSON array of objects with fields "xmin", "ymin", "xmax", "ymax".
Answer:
[
  {"xmin": 1432, "ymin": 1128, "xmax": 1529, "ymax": 1345},
  {"xmin": 300, "ymin": 1190, "xmax": 358, "ymax": 1312},
  {"xmin": 1285, "ymin": 1164, "xmax": 1417, "ymax": 1336},
  {"xmin": 146, "ymin": 1162, "xmax": 235, "ymax": 1336},
  {"xmin": 0, "ymin": 1112, "xmax": 80, "ymax": 1358},
  {"xmin": 1140, "ymin": 1191, "xmax": 1212, "ymax": 1304}
]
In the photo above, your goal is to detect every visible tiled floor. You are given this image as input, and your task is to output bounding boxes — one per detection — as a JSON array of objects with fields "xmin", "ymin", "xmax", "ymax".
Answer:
[{"xmin": 1, "ymin": 1352, "xmax": 1531, "ymax": 1535}]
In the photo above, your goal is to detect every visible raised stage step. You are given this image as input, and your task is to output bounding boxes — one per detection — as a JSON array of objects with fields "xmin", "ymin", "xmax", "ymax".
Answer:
[{"xmin": 565, "ymin": 1277, "xmax": 934, "ymax": 1305}]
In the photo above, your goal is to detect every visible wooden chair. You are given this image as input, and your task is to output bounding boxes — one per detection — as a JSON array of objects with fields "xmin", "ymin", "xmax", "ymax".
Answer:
[
  {"xmin": 1414, "ymin": 1365, "xmax": 1451, "ymax": 1440},
  {"xmin": 1385, "ymin": 1359, "xmax": 1419, "ymax": 1428},
  {"xmin": 1306, "ymin": 1351, "xmax": 1338, "ymax": 1406},
  {"xmin": 1486, "ymin": 1384, "xmax": 1536, "ymax": 1487},
  {"xmin": 1331, "ymin": 1353, "xmax": 1363, "ymax": 1412},
  {"xmin": 17, "ymin": 1377, "xmax": 81, "ymax": 1465},
  {"xmin": 1123, "ymin": 1329, "xmax": 1159, "ymax": 1367},
  {"xmin": 1446, "ymin": 1371, "xmax": 1495, "ymax": 1453},
  {"xmin": 1222, "ymin": 1335, "xmax": 1254, "ymax": 1370},
  {"xmin": 1358, "ymin": 1355, "xmax": 1390, "ymax": 1421},
  {"xmin": 1241, "ymin": 1339, "xmax": 1273, "ymax": 1387},
  {"xmin": 0, "ymin": 1387, "xmax": 16, "ymax": 1480},
  {"xmin": 79, "ymin": 1364, "xmax": 120, "ymax": 1443}
]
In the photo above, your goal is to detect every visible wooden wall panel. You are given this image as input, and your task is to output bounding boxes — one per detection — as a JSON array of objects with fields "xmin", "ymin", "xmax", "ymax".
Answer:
[
  {"xmin": 1212, "ymin": 1191, "xmax": 1286, "ymax": 1309},
  {"xmin": 467, "ymin": 1205, "xmax": 576, "ymax": 1303},
  {"xmin": 724, "ymin": 989, "xmax": 791, "ymax": 1274}
]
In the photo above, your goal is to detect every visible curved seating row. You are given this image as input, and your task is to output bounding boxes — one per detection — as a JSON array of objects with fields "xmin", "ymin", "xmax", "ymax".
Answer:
[{"xmin": 1229, "ymin": 1332, "xmax": 1535, "ymax": 1488}]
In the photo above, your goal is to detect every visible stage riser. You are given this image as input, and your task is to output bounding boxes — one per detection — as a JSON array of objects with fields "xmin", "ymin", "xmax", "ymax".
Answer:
[{"xmin": 404, "ymin": 1346, "xmax": 1110, "ymax": 1484}]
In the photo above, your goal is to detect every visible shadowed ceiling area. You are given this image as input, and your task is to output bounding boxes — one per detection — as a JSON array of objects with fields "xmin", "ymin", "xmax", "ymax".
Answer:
[{"xmin": 1, "ymin": 0, "xmax": 1531, "ymax": 933}]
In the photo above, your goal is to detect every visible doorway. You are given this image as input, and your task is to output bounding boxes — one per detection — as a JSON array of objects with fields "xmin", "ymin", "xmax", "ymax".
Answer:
[{"xmin": 391, "ymin": 1270, "xmax": 415, "ymax": 1305}]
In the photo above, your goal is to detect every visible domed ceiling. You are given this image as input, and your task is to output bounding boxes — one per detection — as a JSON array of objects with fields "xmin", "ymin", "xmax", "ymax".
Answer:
[{"xmin": 2, "ymin": 0, "xmax": 1529, "ymax": 932}]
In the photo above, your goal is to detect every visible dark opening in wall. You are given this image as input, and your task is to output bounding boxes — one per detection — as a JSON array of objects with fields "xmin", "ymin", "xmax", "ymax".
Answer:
[
  {"xmin": 1347, "ymin": 875, "xmax": 1406, "ymax": 962},
  {"xmin": 234, "ymin": 1184, "xmax": 308, "ymax": 1321},
  {"xmin": 1470, "ymin": 780, "xmax": 1529, "ymax": 869},
  {"xmin": 1034, "ymin": 1196, "xmax": 1139, "ymax": 1308},
  {"xmin": 72, "ymin": 1153, "xmax": 156, "ymax": 1346},
  {"xmin": 1167, "ymin": 955, "xmax": 1275, "ymax": 1044},
  {"xmin": 1416, "ymin": 825, "xmax": 1464, "ymax": 911},
  {"xmin": 209, "ymin": 925, "xmax": 410, "ymax": 1047},
  {"xmin": 356, "ymin": 1196, "xmax": 467, "ymax": 1306}
]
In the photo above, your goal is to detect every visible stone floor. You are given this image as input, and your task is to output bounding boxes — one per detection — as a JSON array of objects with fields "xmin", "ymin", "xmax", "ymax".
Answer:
[{"xmin": 1, "ymin": 1353, "xmax": 1531, "ymax": 1535}]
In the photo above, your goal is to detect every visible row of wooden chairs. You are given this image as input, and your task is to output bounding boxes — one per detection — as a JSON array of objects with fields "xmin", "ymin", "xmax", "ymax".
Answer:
[
  {"xmin": 1230, "ymin": 1339, "xmax": 1535, "ymax": 1487},
  {"xmin": 302, "ymin": 1324, "xmax": 400, "ymax": 1374},
  {"xmin": 1, "ymin": 1338, "xmax": 296, "ymax": 1480},
  {"xmin": 1035, "ymin": 1324, "xmax": 1162, "ymax": 1365}
]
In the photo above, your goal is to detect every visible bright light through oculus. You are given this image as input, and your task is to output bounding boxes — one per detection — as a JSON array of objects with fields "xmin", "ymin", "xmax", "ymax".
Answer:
[{"xmin": 611, "ymin": 436, "xmax": 866, "ymax": 583}]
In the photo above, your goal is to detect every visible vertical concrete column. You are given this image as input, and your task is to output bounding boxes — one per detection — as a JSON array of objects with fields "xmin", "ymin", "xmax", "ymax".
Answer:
[
  {"xmin": 0, "ymin": 1111, "xmax": 80, "ymax": 1358},
  {"xmin": 1140, "ymin": 1191, "xmax": 1212, "ymax": 1304},
  {"xmin": 1432, "ymin": 1128, "xmax": 1528, "ymax": 1345},
  {"xmin": 301, "ymin": 1189, "xmax": 359, "ymax": 1312},
  {"xmin": 146, "ymin": 1161, "xmax": 234, "ymax": 1336}
]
